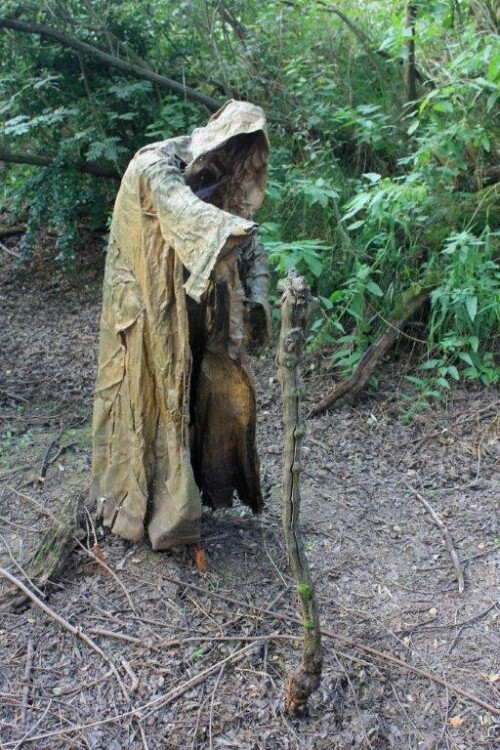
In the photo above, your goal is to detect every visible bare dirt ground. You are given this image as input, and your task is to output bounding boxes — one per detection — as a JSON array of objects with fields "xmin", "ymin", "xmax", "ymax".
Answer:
[{"xmin": 0, "ymin": 237, "xmax": 499, "ymax": 750}]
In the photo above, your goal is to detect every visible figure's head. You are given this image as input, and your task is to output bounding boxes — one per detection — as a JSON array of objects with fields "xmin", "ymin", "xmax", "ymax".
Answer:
[{"xmin": 184, "ymin": 101, "xmax": 269, "ymax": 218}]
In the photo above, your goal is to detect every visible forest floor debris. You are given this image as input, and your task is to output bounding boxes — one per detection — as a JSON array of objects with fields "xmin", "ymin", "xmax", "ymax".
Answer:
[{"xmin": 0, "ymin": 238, "xmax": 499, "ymax": 749}]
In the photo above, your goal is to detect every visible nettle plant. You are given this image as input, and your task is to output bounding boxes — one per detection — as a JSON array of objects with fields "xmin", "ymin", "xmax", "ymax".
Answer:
[
  {"xmin": 331, "ymin": 171, "xmax": 500, "ymax": 387},
  {"xmin": 261, "ymin": 158, "xmax": 342, "ymax": 308},
  {"xmin": 427, "ymin": 229, "xmax": 500, "ymax": 386}
]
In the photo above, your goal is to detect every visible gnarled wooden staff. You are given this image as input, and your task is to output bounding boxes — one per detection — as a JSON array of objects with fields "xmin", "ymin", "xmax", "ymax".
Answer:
[{"xmin": 277, "ymin": 270, "xmax": 322, "ymax": 713}]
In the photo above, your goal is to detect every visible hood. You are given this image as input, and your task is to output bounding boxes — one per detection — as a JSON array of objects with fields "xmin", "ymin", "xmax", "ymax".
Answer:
[{"xmin": 180, "ymin": 100, "xmax": 269, "ymax": 219}]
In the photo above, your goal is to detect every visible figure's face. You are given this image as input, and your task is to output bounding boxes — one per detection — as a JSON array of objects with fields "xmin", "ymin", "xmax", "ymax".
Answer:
[{"xmin": 185, "ymin": 133, "xmax": 268, "ymax": 218}]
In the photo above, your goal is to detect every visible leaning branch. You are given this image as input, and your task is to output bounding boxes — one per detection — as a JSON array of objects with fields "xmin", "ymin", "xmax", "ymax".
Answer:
[
  {"xmin": 0, "ymin": 147, "xmax": 119, "ymax": 178},
  {"xmin": 0, "ymin": 17, "xmax": 221, "ymax": 111},
  {"xmin": 310, "ymin": 289, "xmax": 429, "ymax": 415}
]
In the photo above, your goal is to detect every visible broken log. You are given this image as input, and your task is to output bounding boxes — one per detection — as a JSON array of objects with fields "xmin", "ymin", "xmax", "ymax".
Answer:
[
  {"xmin": 0, "ymin": 492, "xmax": 85, "ymax": 612},
  {"xmin": 30, "ymin": 493, "xmax": 86, "ymax": 582},
  {"xmin": 310, "ymin": 288, "xmax": 429, "ymax": 416},
  {"xmin": 277, "ymin": 270, "xmax": 323, "ymax": 713}
]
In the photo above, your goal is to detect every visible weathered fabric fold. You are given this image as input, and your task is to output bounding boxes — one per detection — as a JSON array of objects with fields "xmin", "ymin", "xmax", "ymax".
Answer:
[{"xmin": 91, "ymin": 100, "xmax": 269, "ymax": 549}]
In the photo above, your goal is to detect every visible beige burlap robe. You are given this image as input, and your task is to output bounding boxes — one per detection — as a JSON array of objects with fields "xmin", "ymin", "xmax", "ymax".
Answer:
[{"xmin": 91, "ymin": 101, "xmax": 270, "ymax": 549}]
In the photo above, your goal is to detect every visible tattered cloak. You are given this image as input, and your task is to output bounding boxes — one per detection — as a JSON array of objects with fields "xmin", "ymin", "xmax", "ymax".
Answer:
[{"xmin": 91, "ymin": 101, "xmax": 270, "ymax": 550}]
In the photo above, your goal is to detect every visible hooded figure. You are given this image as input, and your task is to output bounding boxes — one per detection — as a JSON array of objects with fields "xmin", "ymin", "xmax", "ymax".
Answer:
[{"xmin": 91, "ymin": 101, "xmax": 270, "ymax": 550}]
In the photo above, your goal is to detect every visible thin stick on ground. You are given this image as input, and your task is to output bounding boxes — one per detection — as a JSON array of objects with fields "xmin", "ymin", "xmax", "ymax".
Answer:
[
  {"xmin": 401, "ymin": 478, "xmax": 465, "ymax": 594},
  {"xmin": 20, "ymin": 638, "xmax": 34, "ymax": 727},
  {"xmin": 0, "ymin": 239, "xmax": 22, "ymax": 259},
  {"xmin": 0, "ymin": 566, "xmax": 129, "ymax": 699},
  {"xmin": 37, "ymin": 424, "xmax": 65, "ymax": 482},
  {"xmin": 12, "ymin": 699, "xmax": 52, "ymax": 750},
  {"xmin": 0, "ymin": 642, "xmax": 256, "ymax": 746},
  {"xmin": 277, "ymin": 270, "xmax": 322, "ymax": 713},
  {"xmin": 0, "ymin": 532, "xmax": 47, "ymax": 601},
  {"xmin": 209, "ymin": 664, "xmax": 226, "ymax": 750},
  {"xmin": 159, "ymin": 573, "xmax": 500, "ymax": 718}
]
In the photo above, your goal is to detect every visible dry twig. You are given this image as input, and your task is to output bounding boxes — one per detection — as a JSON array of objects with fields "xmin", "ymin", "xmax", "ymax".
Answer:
[
  {"xmin": 402, "ymin": 478, "xmax": 465, "ymax": 593},
  {"xmin": 0, "ymin": 566, "xmax": 129, "ymax": 699},
  {"xmin": 1, "ymin": 642, "xmax": 256, "ymax": 745},
  {"xmin": 11, "ymin": 699, "xmax": 52, "ymax": 750},
  {"xmin": 37, "ymin": 425, "xmax": 65, "ymax": 482},
  {"xmin": 20, "ymin": 638, "xmax": 34, "ymax": 727},
  {"xmin": 160, "ymin": 574, "xmax": 500, "ymax": 718},
  {"xmin": 310, "ymin": 289, "xmax": 428, "ymax": 415},
  {"xmin": 0, "ymin": 239, "xmax": 22, "ymax": 259}
]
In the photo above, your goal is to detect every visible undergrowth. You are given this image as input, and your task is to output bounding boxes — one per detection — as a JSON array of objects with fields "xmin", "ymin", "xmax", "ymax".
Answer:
[{"xmin": 1, "ymin": 0, "xmax": 499, "ymax": 406}]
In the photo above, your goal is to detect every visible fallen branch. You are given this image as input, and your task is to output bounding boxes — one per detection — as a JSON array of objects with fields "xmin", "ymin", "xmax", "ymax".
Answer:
[
  {"xmin": 0, "ymin": 224, "xmax": 25, "ymax": 238},
  {"xmin": 20, "ymin": 638, "xmax": 34, "ymax": 727},
  {"xmin": 159, "ymin": 574, "xmax": 500, "ymax": 718},
  {"xmin": 0, "ymin": 487, "xmax": 85, "ymax": 612},
  {"xmin": 0, "ymin": 147, "xmax": 119, "ymax": 178},
  {"xmin": 0, "ymin": 566, "xmax": 128, "ymax": 698},
  {"xmin": 310, "ymin": 289, "xmax": 429, "ymax": 415},
  {"xmin": 395, "ymin": 602, "xmax": 497, "ymax": 636},
  {"xmin": 0, "ymin": 239, "xmax": 21, "ymax": 258},
  {"xmin": 0, "ymin": 484, "xmax": 136, "ymax": 614},
  {"xmin": 277, "ymin": 270, "xmax": 322, "ymax": 713},
  {"xmin": 0, "ymin": 532, "xmax": 46, "ymax": 602},
  {"xmin": 26, "ymin": 493, "xmax": 86, "ymax": 591},
  {"xmin": 3, "ymin": 642, "xmax": 256, "ymax": 745},
  {"xmin": 89, "ymin": 627, "xmax": 296, "ymax": 650},
  {"xmin": 402, "ymin": 479, "xmax": 465, "ymax": 594}
]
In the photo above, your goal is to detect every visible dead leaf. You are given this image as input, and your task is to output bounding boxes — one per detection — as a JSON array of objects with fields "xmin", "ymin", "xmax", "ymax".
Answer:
[
  {"xmin": 449, "ymin": 716, "xmax": 465, "ymax": 728},
  {"xmin": 487, "ymin": 673, "xmax": 500, "ymax": 683},
  {"xmin": 194, "ymin": 547, "xmax": 208, "ymax": 572}
]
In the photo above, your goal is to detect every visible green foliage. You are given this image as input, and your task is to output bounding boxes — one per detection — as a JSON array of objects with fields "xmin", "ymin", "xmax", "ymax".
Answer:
[
  {"xmin": 427, "ymin": 229, "xmax": 500, "ymax": 385},
  {"xmin": 261, "ymin": 222, "xmax": 327, "ymax": 281},
  {"xmin": 296, "ymin": 583, "xmax": 314, "ymax": 601},
  {"xmin": 191, "ymin": 647, "xmax": 205, "ymax": 663},
  {"xmin": 1, "ymin": 0, "xmax": 499, "ymax": 400}
]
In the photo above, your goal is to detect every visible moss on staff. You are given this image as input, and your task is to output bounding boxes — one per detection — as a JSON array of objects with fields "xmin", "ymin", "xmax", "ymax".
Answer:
[{"xmin": 296, "ymin": 582, "xmax": 314, "ymax": 601}]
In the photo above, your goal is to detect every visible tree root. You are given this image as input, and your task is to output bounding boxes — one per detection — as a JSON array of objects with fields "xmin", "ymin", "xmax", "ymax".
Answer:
[{"xmin": 0, "ymin": 491, "xmax": 85, "ymax": 612}]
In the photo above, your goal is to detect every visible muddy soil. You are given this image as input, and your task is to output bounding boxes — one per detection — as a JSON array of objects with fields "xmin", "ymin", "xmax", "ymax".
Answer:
[{"xmin": 0, "ymin": 238, "xmax": 499, "ymax": 750}]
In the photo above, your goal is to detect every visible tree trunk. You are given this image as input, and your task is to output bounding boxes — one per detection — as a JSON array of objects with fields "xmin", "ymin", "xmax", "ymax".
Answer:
[{"xmin": 405, "ymin": 4, "xmax": 417, "ymax": 105}]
